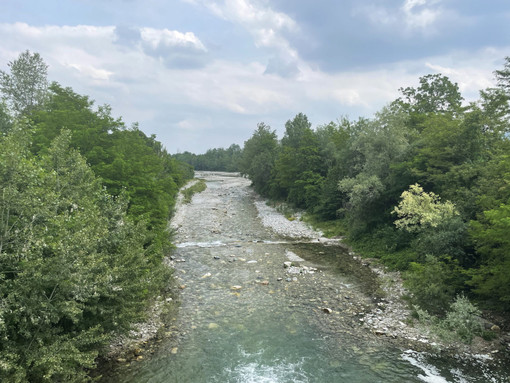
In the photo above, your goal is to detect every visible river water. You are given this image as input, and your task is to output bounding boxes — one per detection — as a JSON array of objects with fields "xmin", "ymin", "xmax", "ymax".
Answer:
[{"xmin": 103, "ymin": 172, "xmax": 509, "ymax": 383}]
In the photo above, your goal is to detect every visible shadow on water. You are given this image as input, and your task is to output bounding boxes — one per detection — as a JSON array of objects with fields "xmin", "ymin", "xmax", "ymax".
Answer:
[{"xmin": 287, "ymin": 242, "xmax": 382, "ymax": 298}]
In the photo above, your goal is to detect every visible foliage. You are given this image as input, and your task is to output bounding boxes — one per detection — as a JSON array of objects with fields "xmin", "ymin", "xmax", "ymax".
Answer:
[
  {"xmin": 393, "ymin": 184, "xmax": 458, "ymax": 233},
  {"xmin": 182, "ymin": 179, "xmax": 207, "ymax": 203},
  {"xmin": 236, "ymin": 62, "xmax": 510, "ymax": 315},
  {"xmin": 239, "ymin": 123, "xmax": 279, "ymax": 195},
  {"xmin": 0, "ymin": 127, "xmax": 171, "ymax": 382},
  {"xmin": 469, "ymin": 202, "xmax": 510, "ymax": 310},
  {"xmin": 441, "ymin": 295, "xmax": 484, "ymax": 343},
  {"xmin": 29, "ymin": 83, "xmax": 191, "ymax": 258},
  {"xmin": 412, "ymin": 295, "xmax": 484, "ymax": 344},
  {"xmin": 0, "ymin": 52, "xmax": 191, "ymax": 381},
  {"xmin": 0, "ymin": 101, "xmax": 12, "ymax": 135},
  {"xmin": 174, "ymin": 144, "xmax": 242, "ymax": 172},
  {"xmin": 0, "ymin": 50, "xmax": 48, "ymax": 116},
  {"xmin": 272, "ymin": 113, "xmax": 324, "ymax": 207},
  {"xmin": 494, "ymin": 56, "xmax": 510, "ymax": 94},
  {"xmin": 396, "ymin": 73, "xmax": 463, "ymax": 115},
  {"xmin": 404, "ymin": 256, "xmax": 464, "ymax": 315}
]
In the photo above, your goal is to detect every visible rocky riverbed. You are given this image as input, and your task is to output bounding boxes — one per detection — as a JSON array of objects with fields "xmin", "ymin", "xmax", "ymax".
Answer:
[{"xmin": 101, "ymin": 171, "xmax": 510, "ymax": 383}]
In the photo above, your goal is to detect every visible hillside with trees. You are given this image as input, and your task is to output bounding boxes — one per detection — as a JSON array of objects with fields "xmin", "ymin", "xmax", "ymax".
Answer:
[
  {"xmin": 0, "ymin": 51, "xmax": 192, "ymax": 382},
  {"xmin": 232, "ymin": 61, "xmax": 510, "ymax": 318}
]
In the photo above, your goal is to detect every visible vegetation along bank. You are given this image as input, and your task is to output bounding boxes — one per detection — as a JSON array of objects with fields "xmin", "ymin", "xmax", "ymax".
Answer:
[{"xmin": 177, "ymin": 58, "xmax": 510, "ymax": 353}]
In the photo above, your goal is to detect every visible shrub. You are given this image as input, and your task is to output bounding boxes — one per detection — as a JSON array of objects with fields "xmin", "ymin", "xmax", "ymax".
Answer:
[{"xmin": 441, "ymin": 295, "xmax": 483, "ymax": 343}]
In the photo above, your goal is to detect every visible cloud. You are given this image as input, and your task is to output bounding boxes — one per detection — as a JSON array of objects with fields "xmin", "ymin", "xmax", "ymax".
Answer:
[
  {"xmin": 114, "ymin": 25, "xmax": 141, "ymax": 47},
  {"xmin": 113, "ymin": 25, "xmax": 208, "ymax": 69},
  {"xmin": 401, "ymin": 0, "xmax": 442, "ymax": 29},
  {"xmin": 0, "ymin": 20, "xmax": 506, "ymax": 154},
  {"xmin": 140, "ymin": 27, "xmax": 208, "ymax": 68},
  {"xmin": 264, "ymin": 55, "xmax": 300, "ymax": 78},
  {"xmin": 355, "ymin": 0, "xmax": 444, "ymax": 32},
  {"xmin": 186, "ymin": 0, "xmax": 302, "ymax": 77}
]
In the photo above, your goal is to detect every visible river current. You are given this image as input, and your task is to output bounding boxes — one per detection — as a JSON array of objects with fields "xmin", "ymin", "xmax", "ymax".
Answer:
[{"xmin": 103, "ymin": 172, "xmax": 509, "ymax": 383}]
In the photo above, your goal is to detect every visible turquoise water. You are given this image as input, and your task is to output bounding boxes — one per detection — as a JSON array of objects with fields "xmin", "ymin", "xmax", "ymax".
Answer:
[{"xmin": 101, "ymin": 174, "xmax": 509, "ymax": 383}]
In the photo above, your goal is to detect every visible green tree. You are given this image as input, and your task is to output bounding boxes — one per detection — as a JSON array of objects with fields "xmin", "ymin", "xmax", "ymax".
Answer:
[
  {"xmin": 494, "ymin": 56, "xmax": 510, "ymax": 94},
  {"xmin": 0, "ymin": 100, "xmax": 12, "ymax": 135},
  {"xmin": 0, "ymin": 128, "xmax": 169, "ymax": 381},
  {"xmin": 396, "ymin": 74, "xmax": 463, "ymax": 115},
  {"xmin": 239, "ymin": 123, "xmax": 279, "ymax": 195},
  {"xmin": 469, "ymin": 202, "xmax": 510, "ymax": 310},
  {"xmin": 0, "ymin": 50, "xmax": 48, "ymax": 116},
  {"xmin": 272, "ymin": 113, "xmax": 324, "ymax": 207}
]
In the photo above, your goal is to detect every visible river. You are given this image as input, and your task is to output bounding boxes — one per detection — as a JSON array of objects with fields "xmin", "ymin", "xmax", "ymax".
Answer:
[{"xmin": 102, "ymin": 172, "xmax": 509, "ymax": 383}]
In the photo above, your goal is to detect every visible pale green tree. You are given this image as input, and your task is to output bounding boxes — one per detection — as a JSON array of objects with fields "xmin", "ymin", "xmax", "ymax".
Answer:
[
  {"xmin": 0, "ymin": 50, "xmax": 48, "ymax": 116},
  {"xmin": 393, "ymin": 183, "xmax": 458, "ymax": 233}
]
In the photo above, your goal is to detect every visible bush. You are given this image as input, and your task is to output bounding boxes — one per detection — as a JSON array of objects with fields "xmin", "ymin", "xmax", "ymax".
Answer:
[
  {"xmin": 404, "ymin": 255, "xmax": 464, "ymax": 315},
  {"xmin": 182, "ymin": 179, "xmax": 207, "ymax": 203},
  {"xmin": 441, "ymin": 295, "xmax": 483, "ymax": 343}
]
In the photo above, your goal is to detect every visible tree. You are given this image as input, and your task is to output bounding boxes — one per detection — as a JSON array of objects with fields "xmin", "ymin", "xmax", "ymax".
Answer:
[
  {"xmin": 494, "ymin": 56, "xmax": 510, "ymax": 94},
  {"xmin": 396, "ymin": 74, "xmax": 463, "ymax": 115},
  {"xmin": 0, "ymin": 128, "xmax": 171, "ymax": 381},
  {"xmin": 272, "ymin": 114, "xmax": 324, "ymax": 207},
  {"xmin": 469, "ymin": 202, "xmax": 510, "ymax": 310},
  {"xmin": 0, "ymin": 100, "xmax": 12, "ymax": 135},
  {"xmin": 393, "ymin": 183, "xmax": 458, "ymax": 233},
  {"xmin": 0, "ymin": 50, "xmax": 48, "ymax": 116},
  {"xmin": 239, "ymin": 123, "xmax": 279, "ymax": 195}
]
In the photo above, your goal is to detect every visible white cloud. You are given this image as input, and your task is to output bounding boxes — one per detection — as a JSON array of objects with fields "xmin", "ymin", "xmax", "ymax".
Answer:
[
  {"xmin": 140, "ymin": 28, "xmax": 206, "ymax": 52},
  {"xmin": 186, "ymin": 0, "xmax": 302, "ymax": 76},
  {"xmin": 0, "ymin": 21, "xmax": 506, "ymax": 153},
  {"xmin": 402, "ymin": 0, "xmax": 442, "ymax": 29},
  {"xmin": 66, "ymin": 63, "xmax": 113, "ymax": 81},
  {"xmin": 355, "ymin": 0, "xmax": 444, "ymax": 33}
]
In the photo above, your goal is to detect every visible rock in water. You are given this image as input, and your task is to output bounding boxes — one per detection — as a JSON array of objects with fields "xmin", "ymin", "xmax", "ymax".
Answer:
[{"xmin": 285, "ymin": 249, "xmax": 305, "ymax": 262}]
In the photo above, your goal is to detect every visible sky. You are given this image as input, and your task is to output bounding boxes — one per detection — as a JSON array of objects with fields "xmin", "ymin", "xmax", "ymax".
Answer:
[{"xmin": 0, "ymin": 0, "xmax": 509, "ymax": 154}]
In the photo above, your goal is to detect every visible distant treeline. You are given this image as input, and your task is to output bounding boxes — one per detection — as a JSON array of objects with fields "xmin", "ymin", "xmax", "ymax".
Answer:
[
  {"xmin": 198, "ymin": 60, "xmax": 510, "ymax": 318},
  {"xmin": 0, "ymin": 51, "xmax": 193, "ymax": 381},
  {"xmin": 174, "ymin": 144, "xmax": 241, "ymax": 172}
]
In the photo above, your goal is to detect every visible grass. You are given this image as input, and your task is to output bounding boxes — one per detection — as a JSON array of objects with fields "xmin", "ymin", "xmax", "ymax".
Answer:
[
  {"xmin": 182, "ymin": 179, "xmax": 207, "ymax": 203},
  {"xmin": 301, "ymin": 214, "xmax": 347, "ymax": 238}
]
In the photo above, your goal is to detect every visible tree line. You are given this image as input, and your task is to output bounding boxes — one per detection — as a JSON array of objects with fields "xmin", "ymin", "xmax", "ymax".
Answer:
[
  {"xmin": 0, "ymin": 51, "xmax": 193, "ymax": 381},
  {"xmin": 203, "ymin": 61, "xmax": 510, "ymax": 318},
  {"xmin": 174, "ymin": 144, "xmax": 241, "ymax": 172}
]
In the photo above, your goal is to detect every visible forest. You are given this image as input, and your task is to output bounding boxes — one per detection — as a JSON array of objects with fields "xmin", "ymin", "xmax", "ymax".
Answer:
[
  {"xmin": 181, "ymin": 59, "xmax": 510, "ymax": 320},
  {"xmin": 0, "ymin": 51, "xmax": 193, "ymax": 381}
]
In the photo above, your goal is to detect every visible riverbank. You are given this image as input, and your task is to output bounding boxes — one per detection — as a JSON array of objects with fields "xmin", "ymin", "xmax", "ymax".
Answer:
[
  {"xmin": 253, "ymin": 195, "xmax": 510, "ymax": 363},
  {"xmin": 99, "ymin": 172, "xmax": 509, "ymax": 382}
]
